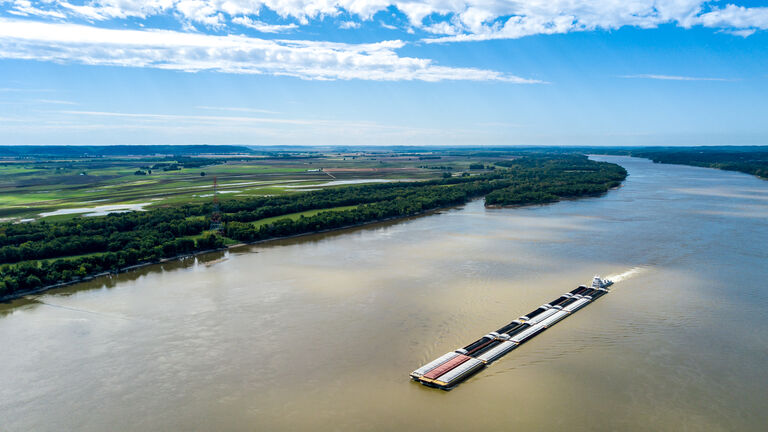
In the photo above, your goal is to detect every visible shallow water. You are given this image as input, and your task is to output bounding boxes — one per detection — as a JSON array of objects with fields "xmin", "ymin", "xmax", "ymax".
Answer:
[
  {"xmin": 38, "ymin": 202, "xmax": 151, "ymax": 217},
  {"xmin": 1, "ymin": 156, "xmax": 767, "ymax": 431}
]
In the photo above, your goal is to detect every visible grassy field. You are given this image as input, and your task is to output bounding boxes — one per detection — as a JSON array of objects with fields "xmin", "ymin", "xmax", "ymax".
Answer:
[
  {"xmin": 249, "ymin": 205, "xmax": 360, "ymax": 228},
  {"xmin": 0, "ymin": 151, "xmax": 502, "ymax": 222}
]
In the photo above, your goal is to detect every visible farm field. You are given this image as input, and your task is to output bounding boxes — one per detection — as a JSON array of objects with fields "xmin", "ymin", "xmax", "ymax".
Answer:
[{"xmin": 0, "ymin": 150, "xmax": 492, "ymax": 222}]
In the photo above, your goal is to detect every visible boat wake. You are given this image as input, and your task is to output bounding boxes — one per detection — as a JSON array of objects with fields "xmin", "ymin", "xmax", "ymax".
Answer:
[{"xmin": 606, "ymin": 267, "xmax": 645, "ymax": 284}]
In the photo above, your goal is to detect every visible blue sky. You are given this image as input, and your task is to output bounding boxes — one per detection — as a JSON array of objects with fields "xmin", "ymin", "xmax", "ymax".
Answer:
[{"xmin": 1, "ymin": 1, "xmax": 767, "ymax": 146}]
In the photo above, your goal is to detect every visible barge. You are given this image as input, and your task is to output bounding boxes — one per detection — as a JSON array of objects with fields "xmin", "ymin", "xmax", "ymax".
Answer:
[{"xmin": 410, "ymin": 275, "xmax": 613, "ymax": 390}]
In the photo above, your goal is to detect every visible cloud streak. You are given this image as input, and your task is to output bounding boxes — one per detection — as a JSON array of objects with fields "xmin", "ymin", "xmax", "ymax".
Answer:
[
  {"xmin": 55, "ymin": 110, "xmax": 341, "ymax": 126},
  {"xmin": 621, "ymin": 74, "xmax": 736, "ymax": 81},
  {"xmin": 420, "ymin": 2, "xmax": 768, "ymax": 43},
  {"xmin": 4, "ymin": 107, "xmax": 516, "ymax": 146},
  {"xmin": 52, "ymin": 109, "xmax": 497, "ymax": 136},
  {"xmin": 3, "ymin": 1, "xmax": 767, "ymax": 41},
  {"xmin": 0, "ymin": 17, "xmax": 540, "ymax": 82},
  {"xmin": 34, "ymin": 99, "xmax": 78, "ymax": 105},
  {"xmin": 195, "ymin": 106, "xmax": 280, "ymax": 114}
]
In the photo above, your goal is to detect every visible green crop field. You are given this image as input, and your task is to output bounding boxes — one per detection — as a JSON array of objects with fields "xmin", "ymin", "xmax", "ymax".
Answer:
[
  {"xmin": 249, "ymin": 205, "xmax": 360, "ymax": 228},
  {"xmin": 0, "ymin": 150, "xmax": 497, "ymax": 222}
]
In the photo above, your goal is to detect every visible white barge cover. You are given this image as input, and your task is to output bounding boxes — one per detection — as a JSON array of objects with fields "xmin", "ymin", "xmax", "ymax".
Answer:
[
  {"xmin": 477, "ymin": 341, "xmax": 518, "ymax": 363},
  {"xmin": 562, "ymin": 297, "xmax": 591, "ymax": 313},
  {"xmin": 524, "ymin": 308, "xmax": 561, "ymax": 326},
  {"xmin": 509, "ymin": 323, "xmax": 546, "ymax": 343},
  {"xmin": 538, "ymin": 310, "xmax": 570, "ymax": 328},
  {"xmin": 410, "ymin": 352, "xmax": 459, "ymax": 378},
  {"xmin": 434, "ymin": 358, "xmax": 485, "ymax": 386}
]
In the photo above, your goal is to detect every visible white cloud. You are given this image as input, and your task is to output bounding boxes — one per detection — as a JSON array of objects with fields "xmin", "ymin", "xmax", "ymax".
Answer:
[
  {"xmin": 380, "ymin": 21, "xmax": 398, "ymax": 30},
  {"xmin": 621, "ymin": 74, "xmax": 735, "ymax": 81},
  {"xmin": 0, "ymin": 17, "xmax": 540, "ymax": 82},
  {"xmin": 420, "ymin": 1, "xmax": 767, "ymax": 43},
  {"xmin": 339, "ymin": 21, "xmax": 360, "ymax": 29},
  {"xmin": 58, "ymin": 0, "xmax": 172, "ymax": 20},
  {"xmin": 725, "ymin": 28, "xmax": 756, "ymax": 37},
  {"xmin": 696, "ymin": 4, "xmax": 768, "ymax": 30},
  {"xmin": 8, "ymin": 0, "xmax": 66, "ymax": 19},
  {"xmin": 422, "ymin": 21, "xmax": 462, "ymax": 35},
  {"xmin": 232, "ymin": 16, "xmax": 298, "ymax": 33},
  {"xmin": 3, "ymin": 1, "xmax": 766, "ymax": 40},
  {"xmin": 57, "ymin": 2, "xmax": 113, "ymax": 20}
]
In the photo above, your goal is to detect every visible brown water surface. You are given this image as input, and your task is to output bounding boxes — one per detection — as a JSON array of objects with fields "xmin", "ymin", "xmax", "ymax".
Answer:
[{"xmin": 1, "ymin": 156, "xmax": 767, "ymax": 431}]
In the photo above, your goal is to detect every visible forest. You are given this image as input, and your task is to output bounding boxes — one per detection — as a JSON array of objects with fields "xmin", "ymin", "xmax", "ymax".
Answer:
[
  {"xmin": 629, "ymin": 148, "xmax": 768, "ymax": 180},
  {"xmin": 0, "ymin": 155, "xmax": 626, "ymax": 299}
]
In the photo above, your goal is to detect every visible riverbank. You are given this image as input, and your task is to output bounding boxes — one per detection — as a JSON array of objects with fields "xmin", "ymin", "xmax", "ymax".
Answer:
[
  {"xmin": 599, "ymin": 148, "xmax": 768, "ymax": 180},
  {"xmin": 0, "ymin": 155, "xmax": 627, "ymax": 300},
  {"xmin": 0, "ymin": 183, "xmax": 622, "ymax": 303},
  {"xmin": 0, "ymin": 206, "xmax": 448, "ymax": 303},
  {"xmin": 484, "ymin": 185, "xmax": 623, "ymax": 208}
]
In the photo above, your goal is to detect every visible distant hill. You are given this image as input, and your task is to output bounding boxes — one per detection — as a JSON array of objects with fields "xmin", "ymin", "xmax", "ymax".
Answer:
[{"xmin": 0, "ymin": 145, "xmax": 255, "ymax": 158}]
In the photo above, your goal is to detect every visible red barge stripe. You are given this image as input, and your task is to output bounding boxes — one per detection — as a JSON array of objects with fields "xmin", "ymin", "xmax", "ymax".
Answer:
[{"xmin": 422, "ymin": 354, "xmax": 470, "ymax": 380}]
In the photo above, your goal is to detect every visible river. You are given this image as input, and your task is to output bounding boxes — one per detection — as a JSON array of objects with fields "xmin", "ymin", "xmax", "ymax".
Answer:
[{"xmin": 1, "ymin": 156, "xmax": 767, "ymax": 431}]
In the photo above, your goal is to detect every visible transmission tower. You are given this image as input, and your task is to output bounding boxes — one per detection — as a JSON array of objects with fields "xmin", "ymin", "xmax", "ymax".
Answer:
[{"xmin": 210, "ymin": 176, "xmax": 223, "ymax": 232}]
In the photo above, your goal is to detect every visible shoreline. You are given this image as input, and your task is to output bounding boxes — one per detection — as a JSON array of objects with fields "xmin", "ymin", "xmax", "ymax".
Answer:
[
  {"xmin": 483, "ymin": 185, "xmax": 622, "ymax": 209},
  {"xmin": 0, "ymin": 184, "xmax": 626, "ymax": 303},
  {"xmin": 0, "ymin": 206, "xmax": 449, "ymax": 303}
]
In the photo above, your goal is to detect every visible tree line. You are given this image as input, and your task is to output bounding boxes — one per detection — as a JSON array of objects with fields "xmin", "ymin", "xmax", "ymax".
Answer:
[
  {"xmin": 0, "ymin": 155, "xmax": 626, "ymax": 298},
  {"xmin": 630, "ymin": 149, "xmax": 768, "ymax": 180}
]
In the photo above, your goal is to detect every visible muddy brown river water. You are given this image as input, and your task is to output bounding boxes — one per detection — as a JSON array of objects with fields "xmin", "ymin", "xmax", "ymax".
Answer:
[{"xmin": 1, "ymin": 156, "xmax": 767, "ymax": 431}]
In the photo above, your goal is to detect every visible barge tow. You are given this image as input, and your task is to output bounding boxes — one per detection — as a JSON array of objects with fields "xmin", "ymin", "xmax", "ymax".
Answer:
[{"xmin": 410, "ymin": 275, "xmax": 613, "ymax": 390}]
